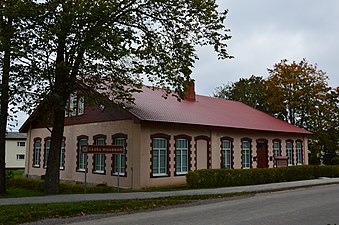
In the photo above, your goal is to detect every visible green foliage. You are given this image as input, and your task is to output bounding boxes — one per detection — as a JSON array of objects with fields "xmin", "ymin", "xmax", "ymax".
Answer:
[
  {"xmin": 5, "ymin": 170, "xmax": 14, "ymax": 179},
  {"xmin": 7, "ymin": 177, "xmax": 44, "ymax": 192},
  {"xmin": 213, "ymin": 75, "xmax": 268, "ymax": 112},
  {"xmin": 214, "ymin": 59, "xmax": 339, "ymax": 165},
  {"xmin": 17, "ymin": 0, "xmax": 233, "ymax": 194},
  {"xmin": 186, "ymin": 166, "xmax": 339, "ymax": 188}
]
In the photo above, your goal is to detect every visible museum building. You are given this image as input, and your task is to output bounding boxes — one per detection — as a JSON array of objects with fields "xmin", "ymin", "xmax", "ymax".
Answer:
[{"xmin": 20, "ymin": 84, "xmax": 311, "ymax": 189}]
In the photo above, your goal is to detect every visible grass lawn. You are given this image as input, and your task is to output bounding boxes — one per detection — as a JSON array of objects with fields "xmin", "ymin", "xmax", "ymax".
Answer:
[
  {"xmin": 1, "ymin": 188, "xmax": 45, "ymax": 198},
  {"xmin": 0, "ymin": 192, "xmax": 251, "ymax": 225},
  {"xmin": 0, "ymin": 171, "xmax": 251, "ymax": 224}
]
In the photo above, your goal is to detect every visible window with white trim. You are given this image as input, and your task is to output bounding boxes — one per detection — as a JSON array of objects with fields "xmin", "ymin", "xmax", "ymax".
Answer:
[
  {"xmin": 17, "ymin": 141, "xmax": 25, "ymax": 147},
  {"xmin": 78, "ymin": 96, "xmax": 85, "ymax": 115},
  {"xmin": 152, "ymin": 138, "xmax": 167, "ymax": 176},
  {"xmin": 221, "ymin": 140, "xmax": 232, "ymax": 169},
  {"xmin": 16, "ymin": 154, "xmax": 25, "ymax": 160},
  {"xmin": 94, "ymin": 138, "xmax": 105, "ymax": 173},
  {"xmin": 176, "ymin": 139, "xmax": 188, "ymax": 175},
  {"xmin": 44, "ymin": 139, "xmax": 51, "ymax": 168},
  {"xmin": 113, "ymin": 137, "xmax": 126, "ymax": 175},
  {"xmin": 33, "ymin": 139, "xmax": 41, "ymax": 167},
  {"xmin": 78, "ymin": 138, "xmax": 88, "ymax": 171},
  {"xmin": 273, "ymin": 141, "xmax": 281, "ymax": 157},
  {"xmin": 286, "ymin": 141, "xmax": 293, "ymax": 166},
  {"xmin": 65, "ymin": 92, "xmax": 85, "ymax": 117},
  {"xmin": 242, "ymin": 140, "xmax": 251, "ymax": 169},
  {"xmin": 296, "ymin": 141, "xmax": 303, "ymax": 165},
  {"xmin": 60, "ymin": 140, "xmax": 65, "ymax": 169}
]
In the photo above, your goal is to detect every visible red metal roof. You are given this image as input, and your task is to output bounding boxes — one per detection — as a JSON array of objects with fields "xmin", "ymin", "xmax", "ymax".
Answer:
[{"xmin": 129, "ymin": 86, "xmax": 311, "ymax": 134}]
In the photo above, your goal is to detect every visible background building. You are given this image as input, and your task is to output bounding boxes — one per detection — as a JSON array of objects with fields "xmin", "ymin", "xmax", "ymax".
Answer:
[{"xmin": 5, "ymin": 132, "xmax": 27, "ymax": 169}]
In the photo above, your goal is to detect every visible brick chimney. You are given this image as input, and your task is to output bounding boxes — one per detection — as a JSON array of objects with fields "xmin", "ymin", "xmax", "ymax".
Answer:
[{"xmin": 184, "ymin": 81, "xmax": 196, "ymax": 101}]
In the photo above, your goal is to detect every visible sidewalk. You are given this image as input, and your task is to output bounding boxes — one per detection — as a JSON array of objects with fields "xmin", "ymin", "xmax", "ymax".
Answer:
[{"xmin": 1, "ymin": 177, "xmax": 339, "ymax": 206}]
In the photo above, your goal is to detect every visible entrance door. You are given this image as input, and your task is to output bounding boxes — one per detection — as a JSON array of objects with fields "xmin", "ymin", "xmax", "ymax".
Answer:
[{"xmin": 256, "ymin": 141, "xmax": 268, "ymax": 168}]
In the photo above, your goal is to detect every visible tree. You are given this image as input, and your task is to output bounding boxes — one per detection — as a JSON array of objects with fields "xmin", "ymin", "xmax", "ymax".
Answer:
[
  {"xmin": 308, "ymin": 87, "xmax": 339, "ymax": 165},
  {"xmin": 266, "ymin": 59, "xmax": 338, "ymax": 165},
  {"xmin": 213, "ymin": 75, "xmax": 269, "ymax": 112},
  {"xmin": 26, "ymin": 0, "xmax": 232, "ymax": 194},
  {"xmin": 0, "ymin": 0, "xmax": 37, "ymax": 194},
  {"xmin": 266, "ymin": 59, "xmax": 329, "ymax": 128},
  {"xmin": 214, "ymin": 59, "xmax": 337, "ymax": 165}
]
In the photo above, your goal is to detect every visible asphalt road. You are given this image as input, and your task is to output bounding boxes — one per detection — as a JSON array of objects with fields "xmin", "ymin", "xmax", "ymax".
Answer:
[{"xmin": 66, "ymin": 184, "xmax": 339, "ymax": 225}]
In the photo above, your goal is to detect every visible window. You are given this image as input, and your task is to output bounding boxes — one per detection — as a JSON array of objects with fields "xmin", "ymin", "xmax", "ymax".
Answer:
[
  {"xmin": 78, "ymin": 96, "xmax": 85, "ymax": 115},
  {"xmin": 17, "ymin": 141, "xmax": 25, "ymax": 147},
  {"xmin": 60, "ymin": 140, "xmax": 65, "ymax": 170},
  {"xmin": 286, "ymin": 141, "xmax": 293, "ymax": 166},
  {"xmin": 65, "ymin": 92, "xmax": 85, "ymax": 117},
  {"xmin": 94, "ymin": 137, "xmax": 105, "ymax": 173},
  {"xmin": 221, "ymin": 139, "xmax": 232, "ymax": 169},
  {"xmin": 273, "ymin": 140, "xmax": 281, "ymax": 157},
  {"xmin": 112, "ymin": 137, "xmax": 126, "ymax": 176},
  {"xmin": 16, "ymin": 154, "xmax": 25, "ymax": 160},
  {"xmin": 44, "ymin": 139, "xmax": 51, "ymax": 168},
  {"xmin": 77, "ymin": 138, "xmax": 88, "ymax": 171},
  {"xmin": 175, "ymin": 139, "xmax": 188, "ymax": 175},
  {"xmin": 296, "ymin": 141, "xmax": 303, "ymax": 165},
  {"xmin": 152, "ymin": 138, "xmax": 168, "ymax": 176},
  {"xmin": 242, "ymin": 140, "xmax": 251, "ymax": 169},
  {"xmin": 69, "ymin": 93, "xmax": 77, "ymax": 117},
  {"xmin": 42, "ymin": 139, "xmax": 65, "ymax": 169},
  {"xmin": 33, "ymin": 139, "xmax": 41, "ymax": 167}
]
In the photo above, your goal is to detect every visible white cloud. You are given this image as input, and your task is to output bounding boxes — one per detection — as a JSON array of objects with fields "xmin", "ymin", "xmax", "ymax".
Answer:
[{"xmin": 193, "ymin": 0, "xmax": 339, "ymax": 95}]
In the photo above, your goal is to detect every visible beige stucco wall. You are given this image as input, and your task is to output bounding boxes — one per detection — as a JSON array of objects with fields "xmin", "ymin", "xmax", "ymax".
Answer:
[
  {"xmin": 137, "ymin": 124, "xmax": 309, "ymax": 189},
  {"xmin": 25, "ymin": 120, "xmax": 309, "ymax": 189},
  {"xmin": 5, "ymin": 139, "xmax": 26, "ymax": 169},
  {"xmin": 25, "ymin": 120, "xmax": 141, "ymax": 189}
]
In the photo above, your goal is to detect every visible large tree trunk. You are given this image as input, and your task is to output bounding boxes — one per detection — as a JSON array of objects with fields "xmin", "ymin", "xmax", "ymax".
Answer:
[
  {"xmin": 0, "ymin": 16, "xmax": 12, "ymax": 195},
  {"xmin": 43, "ymin": 24, "xmax": 69, "ymax": 194},
  {"xmin": 43, "ymin": 105, "xmax": 66, "ymax": 194}
]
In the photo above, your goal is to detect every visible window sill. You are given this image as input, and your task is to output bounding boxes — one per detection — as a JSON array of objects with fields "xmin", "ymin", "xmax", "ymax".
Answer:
[
  {"xmin": 175, "ymin": 172, "xmax": 188, "ymax": 176},
  {"xmin": 152, "ymin": 173, "xmax": 168, "ymax": 178},
  {"xmin": 112, "ymin": 172, "xmax": 125, "ymax": 176}
]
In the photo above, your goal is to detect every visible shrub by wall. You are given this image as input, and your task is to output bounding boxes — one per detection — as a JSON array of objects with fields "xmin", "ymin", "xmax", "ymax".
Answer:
[{"xmin": 186, "ymin": 165, "xmax": 339, "ymax": 188}]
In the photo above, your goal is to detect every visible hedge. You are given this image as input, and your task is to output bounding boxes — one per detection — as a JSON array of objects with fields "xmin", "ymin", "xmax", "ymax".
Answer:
[{"xmin": 186, "ymin": 165, "xmax": 339, "ymax": 188}]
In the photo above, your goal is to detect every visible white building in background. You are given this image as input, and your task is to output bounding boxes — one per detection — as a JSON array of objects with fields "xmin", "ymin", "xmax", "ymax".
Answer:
[{"xmin": 5, "ymin": 132, "xmax": 27, "ymax": 169}]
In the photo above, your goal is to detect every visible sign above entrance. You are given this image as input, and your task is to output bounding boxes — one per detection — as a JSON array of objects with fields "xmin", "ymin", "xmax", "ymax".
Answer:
[{"xmin": 81, "ymin": 145, "xmax": 125, "ymax": 154}]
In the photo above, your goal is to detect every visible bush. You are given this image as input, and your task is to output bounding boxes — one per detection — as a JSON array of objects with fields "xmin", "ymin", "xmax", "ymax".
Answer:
[
  {"xmin": 7, "ymin": 177, "xmax": 44, "ymax": 192},
  {"xmin": 5, "ymin": 170, "xmax": 14, "ymax": 185},
  {"xmin": 186, "ymin": 165, "xmax": 339, "ymax": 188}
]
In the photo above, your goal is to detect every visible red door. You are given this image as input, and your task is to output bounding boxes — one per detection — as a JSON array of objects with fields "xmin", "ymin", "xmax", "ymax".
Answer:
[{"xmin": 257, "ymin": 142, "xmax": 268, "ymax": 168}]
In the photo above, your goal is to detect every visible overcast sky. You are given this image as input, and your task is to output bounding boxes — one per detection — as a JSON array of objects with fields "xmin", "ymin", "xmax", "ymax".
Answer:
[
  {"xmin": 14, "ymin": 0, "xmax": 339, "ymax": 131},
  {"xmin": 193, "ymin": 0, "xmax": 339, "ymax": 95}
]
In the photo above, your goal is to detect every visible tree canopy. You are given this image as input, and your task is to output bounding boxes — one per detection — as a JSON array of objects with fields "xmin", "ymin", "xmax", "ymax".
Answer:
[
  {"xmin": 214, "ymin": 59, "xmax": 339, "ymax": 165},
  {"xmin": 266, "ymin": 58, "xmax": 329, "ymax": 128},
  {"xmin": 213, "ymin": 75, "xmax": 268, "ymax": 112},
  {"xmin": 12, "ymin": 0, "xmax": 232, "ymax": 193},
  {"xmin": 0, "ymin": 0, "xmax": 39, "ymax": 194}
]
